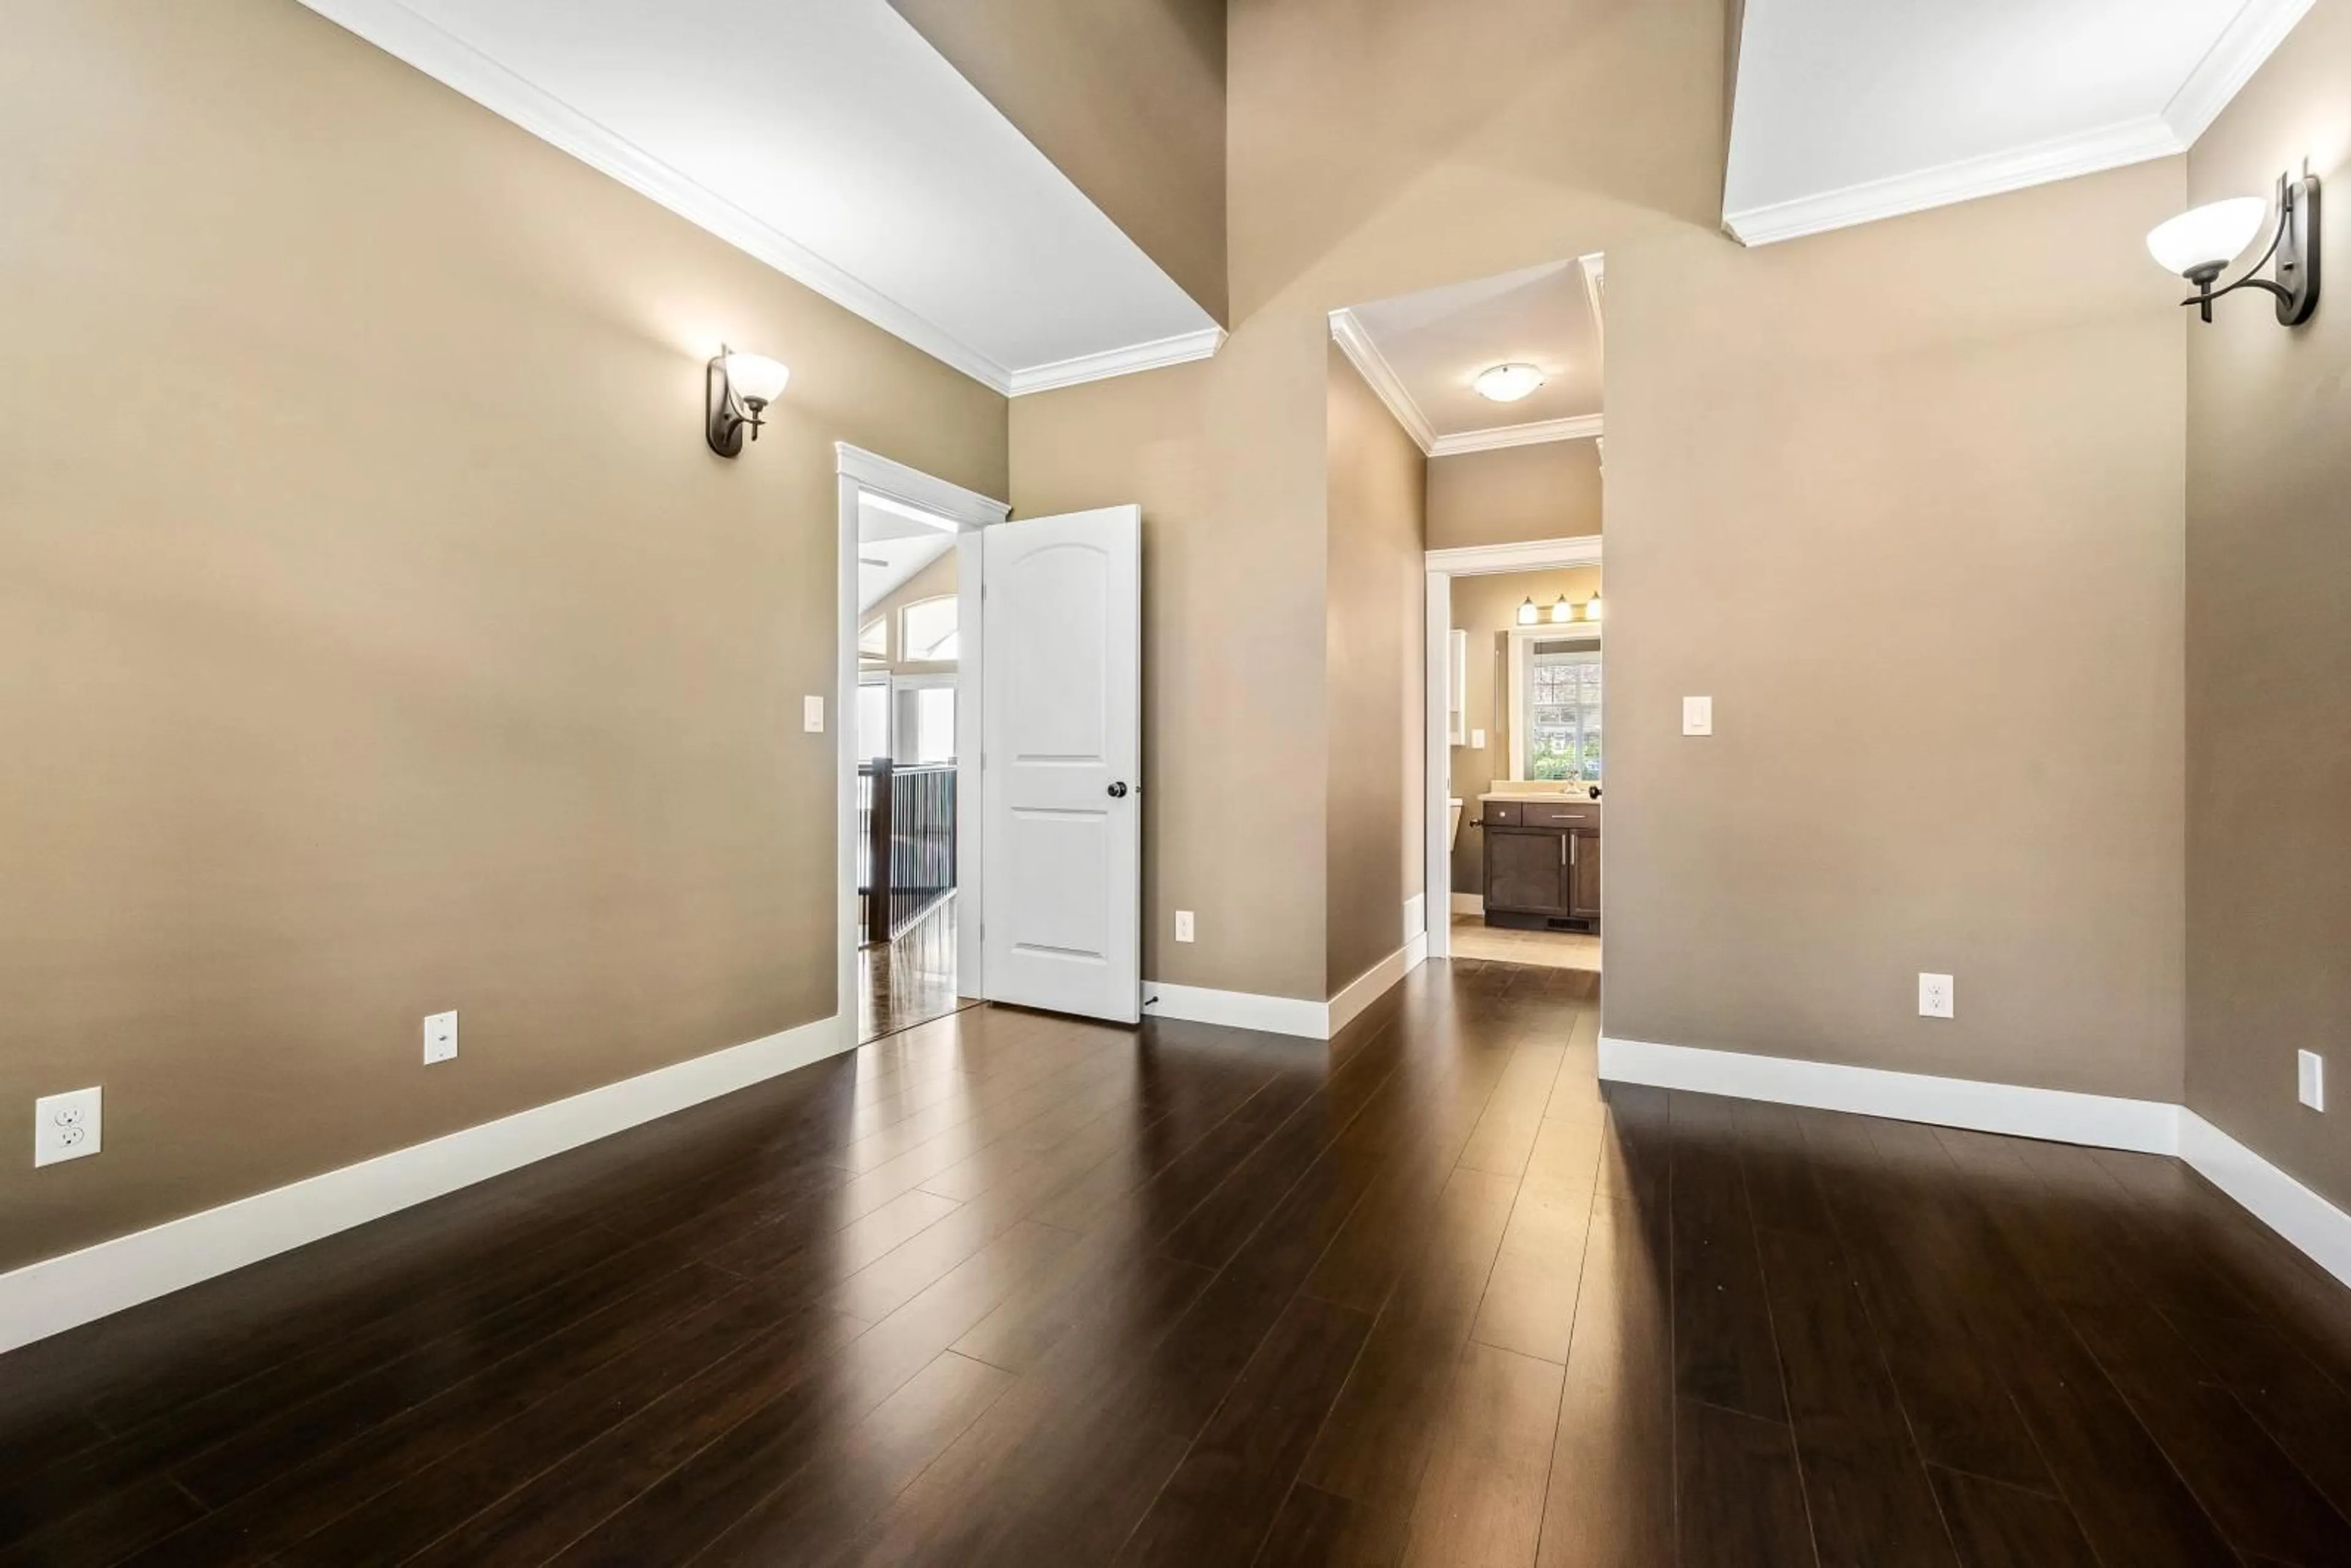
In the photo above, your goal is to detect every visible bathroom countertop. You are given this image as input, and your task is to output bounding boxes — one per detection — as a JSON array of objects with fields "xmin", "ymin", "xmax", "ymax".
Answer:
[{"xmin": 1479, "ymin": 789, "xmax": 1602, "ymax": 805}]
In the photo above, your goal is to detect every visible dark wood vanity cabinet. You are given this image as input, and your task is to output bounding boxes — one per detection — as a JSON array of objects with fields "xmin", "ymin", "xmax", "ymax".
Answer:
[{"xmin": 1481, "ymin": 800, "xmax": 1600, "ymax": 928}]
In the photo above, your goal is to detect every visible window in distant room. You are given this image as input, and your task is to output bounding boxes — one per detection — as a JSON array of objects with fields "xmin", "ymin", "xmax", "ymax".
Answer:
[{"xmin": 1523, "ymin": 642, "xmax": 1601, "ymax": 781}]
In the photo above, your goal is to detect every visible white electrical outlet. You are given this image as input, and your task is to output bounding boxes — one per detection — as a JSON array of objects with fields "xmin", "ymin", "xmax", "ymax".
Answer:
[
  {"xmin": 424, "ymin": 1010, "xmax": 459, "ymax": 1065},
  {"xmin": 1470, "ymin": 728, "xmax": 1487, "ymax": 749},
  {"xmin": 34, "ymin": 1087, "xmax": 103, "ymax": 1168},
  {"xmin": 803, "ymin": 695, "xmax": 825, "ymax": 733},
  {"xmin": 2300, "ymin": 1049, "xmax": 2325, "ymax": 1112},
  {"xmin": 1918, "ymin": 973, "xmax": 1954, "ymax": 1019},
  {"xmin": 1682, "ymin": 696, "xmax": 1714, "ymax": 736},
  {"xmin": 1174, "ymin": 910, "xmax": 1196, "ymax": 943}
]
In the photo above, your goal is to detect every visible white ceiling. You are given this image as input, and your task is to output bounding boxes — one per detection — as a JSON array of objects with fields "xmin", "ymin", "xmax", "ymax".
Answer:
[
  {"xmin": 857, "ymin": 497, "xmax": 956, "ymax": 613},
  {"xmin": 300, "ymin": 0, "xmax": 1221, "ymax": 393},
  {"xmin": 1332, "ymin": 258, "xmax": 1604, "ymax": 457},
  {"xmin": 1725, "ymin": 0, "xmax": 2312, "ymax": 244}
]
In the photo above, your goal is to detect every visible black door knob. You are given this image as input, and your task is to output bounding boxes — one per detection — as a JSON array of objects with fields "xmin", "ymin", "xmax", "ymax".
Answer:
[{"xmin": 1106, "ymin": 781, "xmax": 1130, "ymax": 798}]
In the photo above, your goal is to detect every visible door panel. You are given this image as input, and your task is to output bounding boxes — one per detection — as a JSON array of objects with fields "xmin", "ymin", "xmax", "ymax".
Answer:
[
  {"xmin": 983, "ymin": 506, "xmax": 1141, "ymax": 1022},
  {"xmin": 1569, "ymin": 831, "xmax": 1602, "ymax": 920},
  {"xmin": 1487, "ymin": 830, "xmax": 1567, "ymax": 915}
]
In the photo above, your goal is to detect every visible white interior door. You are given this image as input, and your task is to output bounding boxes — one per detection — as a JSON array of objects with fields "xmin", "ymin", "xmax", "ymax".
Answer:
[{"xmin": 981, "ymin": 505, "xmax": 1141, "ymax": 1022}]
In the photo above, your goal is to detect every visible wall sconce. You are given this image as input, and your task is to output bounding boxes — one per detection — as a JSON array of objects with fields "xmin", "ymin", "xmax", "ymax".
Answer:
[
  {"xmin": 705, "ymin": 345, "xmax": 791, "ymax": 457},
  {"xmin": 1517, "ymin": 596, "xmax": 1539, "ymax": 626},
  {"xmin": 2147, "ymin": 171, "xmax": 2320, "ymax": 326}
]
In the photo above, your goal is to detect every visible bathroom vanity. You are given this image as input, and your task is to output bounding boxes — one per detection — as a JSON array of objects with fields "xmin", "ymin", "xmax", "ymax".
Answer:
[{"xmin": 1478, "ymin": 790, "xmax": 1600, "ymax": 929}]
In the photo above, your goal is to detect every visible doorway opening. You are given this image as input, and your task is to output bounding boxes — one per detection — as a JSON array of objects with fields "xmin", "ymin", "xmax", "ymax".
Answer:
[
  {"xmin": 834, "ymin": 445, "xmax": 1006, "ymax": 1045},
  {"xmin": 1425, "ymin": 539, "xmax": 1604, "ymax": 973}
]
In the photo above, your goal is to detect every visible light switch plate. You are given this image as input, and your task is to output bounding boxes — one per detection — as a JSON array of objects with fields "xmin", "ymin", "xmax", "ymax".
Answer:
[
  {"xmin": 34, "ymin": 1086, "xmax": 103, "ymax": 1168},
  {"xmin": 2300, "ymin": 1049, "xmax": 2325, "ymax": 1112},
  {"xmin": 803, "ymin": 695, "xmax": 825, "ymax": 733},
  {"xmin": 1470, "ymin": 728, "xmax": 1487, "ymax": 749},
  {"xmin": 1174, "ymin": 910, "xmax": 1196, "ymax": 943},
  {"xmin": 1682, "ymin": 696, "xmax": 1714, "ymax": 736},
  {"xmin": 424, "ymin": 1010, "xmax": 459, "ymax": 1065},
  {"xmin": 1918, "ymin": 973, "xmax": 1954, "ymax": 1019}
]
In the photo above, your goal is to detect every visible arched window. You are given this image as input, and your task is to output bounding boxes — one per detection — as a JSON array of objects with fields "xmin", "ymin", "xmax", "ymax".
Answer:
[{"xmin": 899, "ymin": 595, "xmax": 958, "ymax": 661}]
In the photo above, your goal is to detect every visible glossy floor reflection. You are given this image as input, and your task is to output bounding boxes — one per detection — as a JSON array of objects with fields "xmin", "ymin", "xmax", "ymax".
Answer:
[
  {"xmin": 858, "ymin": 895, "xmax": 975, "ymax": 1045},
  {"xmin": 4, "ymin": 959, "xmax": 2350, "ymax": 1565}
]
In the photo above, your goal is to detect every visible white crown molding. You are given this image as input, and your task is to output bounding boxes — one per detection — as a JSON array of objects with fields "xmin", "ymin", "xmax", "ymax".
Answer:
[
  {"xmin": 1329, "ymin": 309, "xmax": 1438, "ymax": 452},
  {"xmin": 298, "ymin": 0, "xmax": 1233, "ymax": 401},
  {"xmin": 1723, "ymin": 114, "xmax": 2186, "ymax": 247},
  {"xmin": 1007, "ymin": 327, "xmax": 1227, "ymax": 396},
  {"xmin": 1429, "ymin": 415, "xmax": 1605, "ymax": 457},
  {"xmin": 295, "ymin": 1, "xmax": 1021, "ymax": 392},
  {"xmin": 1425, "ymin": 533, "xmax": 1603, "ymax": 576},
  {"xmin": 0, "ymin": 1012, "xmax": 850, "ymax": 1354},
  {"xmin": 2164, "ymin": 0, "xmax": 2314, "ymax": 145},
  {"xmin": 837, "ymin": 443, "xmax": 1010, "ymax": 525}
]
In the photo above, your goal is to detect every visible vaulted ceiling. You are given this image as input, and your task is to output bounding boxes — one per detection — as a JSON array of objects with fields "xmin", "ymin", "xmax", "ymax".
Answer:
[
  {"xmin": 1726, "ymin": 0, "xmax": 2312, "ymax": 243},
  {"xmin": 298, "ymin": 0, "xmax": 1220, "ymax": 394}
]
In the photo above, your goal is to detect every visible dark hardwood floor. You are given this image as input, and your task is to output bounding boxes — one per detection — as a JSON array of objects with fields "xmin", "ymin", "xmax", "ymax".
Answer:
[
  {"xmin": 7, "ymin": 958, "xmax": 2351, "ymax": 1566},
  {"xmin": 858, "ymin": 895, "xmax": 973, "ymax": 1046}
]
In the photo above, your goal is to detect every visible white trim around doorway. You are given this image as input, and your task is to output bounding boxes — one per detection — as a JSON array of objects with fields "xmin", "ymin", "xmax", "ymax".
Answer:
[
  {"xmin": 835, "ymin": 444, "xmax": 1010, "ymax": 1026},
  {"xmin": 1423, "ymin": 535, "xmax": 1603, "ymax": 964}
]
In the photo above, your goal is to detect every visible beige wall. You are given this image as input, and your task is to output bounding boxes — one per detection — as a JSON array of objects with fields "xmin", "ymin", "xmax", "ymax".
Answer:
[
  {"xmin": 1606, "ymin": 160, "xmax": 2189, "ymax": 1101},
  {"xmin": 888, "ymin": 0, "xmax": 1227, "ymax": 323},
  {"xmin": 2183, "ymin": 0, "xmax": 2351, "ymax": 1207},
  {"xmin": 1325, "ymin": 347, "xmax": 1428, "ymax": 993},
  {"xmin": 0, "ymin": 0, "xmax": 1005, "ymax": 1271},
  {"xmin": 1010, "ymin": 337, "xmax": 1332, "ymax": 1002},
  {"xmin": 1427, "ymin": 441, "xmax": 1604, "ymax": 549},
  {"xmin": 1447, "ymin": 568, "xmax": 1603, "ymax": 895},
  {"xmin": 1013, "ymin": 0, "xmax": 1722, "ymax": 1007}
]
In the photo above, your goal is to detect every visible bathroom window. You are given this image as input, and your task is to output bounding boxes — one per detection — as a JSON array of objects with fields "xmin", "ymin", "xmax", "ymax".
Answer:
[{"xmin": 1524, "ymin": 643, "xmax": 1602, "ymax": 782}]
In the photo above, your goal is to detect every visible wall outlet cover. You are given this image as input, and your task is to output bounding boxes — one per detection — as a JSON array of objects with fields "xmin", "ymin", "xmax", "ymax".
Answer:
[
  {"xmin": 1470, "ymin": 728, "xmax": 1487, "ymax": 749},
  {"xmin": 424, "ymin": 1010, "xmax": 459, "ymax": 1065},
  {"xmin": 34, "ymin": 1086, "xmax": 103, "ymax": 1168},
  {"xmin": 1174, "ymin": 910, "xmax": 1196, "ymax": 943},
  {"xmin": 1918, "ymin": 973, "xmax": 1954, "ymax": 1019},
  {"xmin": 2300, "ymin": 1049, "xmax": 2325, "ymax": 1112}
]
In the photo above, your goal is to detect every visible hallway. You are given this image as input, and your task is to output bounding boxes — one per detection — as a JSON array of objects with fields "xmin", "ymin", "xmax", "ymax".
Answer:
[{"xmin": 5, "ymin": 961, "xmax": 2349, "ymax": 1566}]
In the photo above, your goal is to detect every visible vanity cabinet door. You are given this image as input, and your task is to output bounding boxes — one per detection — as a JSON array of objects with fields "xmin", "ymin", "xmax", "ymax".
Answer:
[
  {"xmin": 1487, "ymin": 829, "xmax": 1567, "ymax": 914},
  {"xmin": 1568, "ymin": 830, "xmax": 1601, "ymax": 919}
]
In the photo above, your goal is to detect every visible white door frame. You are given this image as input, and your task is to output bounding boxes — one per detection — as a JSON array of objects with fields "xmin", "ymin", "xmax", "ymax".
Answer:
[
  {"xmin": 835, "ymin": 443, "xmax": 1010, "ymax": 1041},
  {"xmin": 1422, "ymin": 535, "xmax": 1603, "ymax": 961}
]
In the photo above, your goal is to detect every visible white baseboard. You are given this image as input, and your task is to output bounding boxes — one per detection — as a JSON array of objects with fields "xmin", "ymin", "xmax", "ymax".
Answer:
[
  {"xmin": 2180, "ymin": 1112, "xmax": 2351, "ymax": 1291},
  {"xmin": 1596, "ymin": 1034, "xmax": 2351, "ymax": 1292},
  {"xmin": 1144, "ymin": 933, "xmax": 1429, "ymax": 1043},
  {"xmin": 1143, "ymin": 981, "xmax": 1328, "ymax": 1038},
  {"xmin": 1330, "ymin": 933, "xmax": 1427, "ymax": 1040},
  {"xmin": 1595, "ymin": 1035, "xmax": 2180, "ymax": 1155},
  {"xmin": 0, "ymin": 1012, "xmax": 852, "ymax": 1355},
  {"xmin": 1403, "ymin": 893, "xmax": 1427, "ymax": 947},
  {"xmin": 1449, "ymin": 893, "xmax": 1484, "ymax": 916}
]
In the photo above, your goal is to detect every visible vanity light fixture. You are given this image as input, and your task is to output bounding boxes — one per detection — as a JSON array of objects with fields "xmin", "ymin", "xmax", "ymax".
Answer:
[
  {"xmin": 705, "ymin": 345, "xmax": 792, "ymax": 457},
  {"xmin": 1583, "ymin": 589, "xmax": 1602, "ymax": 622},
  {"xmin": 1474, "ymin": 362, "xmax": 1545, "ymax": 402},
  {"xmin": 2146, "ymin": 171, "xmax": 2320, "ymax": 326},
  {"xmin": 1548, "ymin": 594, "xmax": 1575, "ymax": 623},
  {"xmin": 1516, "ymin": 596, "xmax": 1540, "ymax": 626}
]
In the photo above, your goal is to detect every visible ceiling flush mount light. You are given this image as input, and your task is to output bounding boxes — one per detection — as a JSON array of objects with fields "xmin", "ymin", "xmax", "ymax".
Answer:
[
  {"xmin": 705, "ymin": 345, "xmax": 791, "ymax": 457},
  {"xmin": 1517, "ymin": 596, "xmax": 1540, "ymax": 626},
  {"xmin": 2147, "ymin": 172, "xmax": 2320, "ymax": 326},
  {"xmin": 1474, "ymin": 362, "xmax": 1545, "ymax": 402}
]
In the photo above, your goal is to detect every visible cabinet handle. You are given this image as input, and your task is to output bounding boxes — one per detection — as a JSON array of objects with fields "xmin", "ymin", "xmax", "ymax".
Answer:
[
  {"xmin": 1570, "ymin": 836, "xmax": 1578, "ymax": 868},
  {"xmin": 1560, "ymin": 836, "xmax": 1567, "ymax": 865}
]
